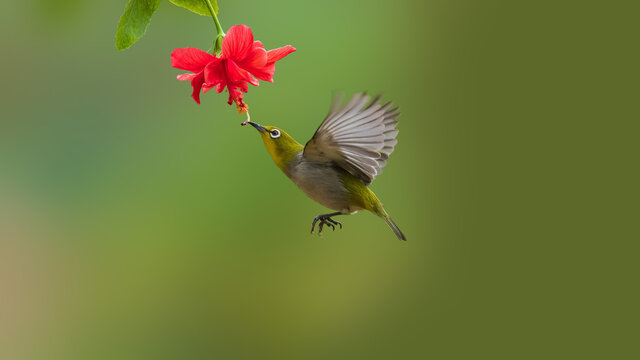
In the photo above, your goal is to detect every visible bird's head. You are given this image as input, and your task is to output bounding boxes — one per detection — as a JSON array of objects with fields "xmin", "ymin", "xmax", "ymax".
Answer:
[{"xmin": 248, "ymin": 121, "xmax": 303, "ymax": 171}]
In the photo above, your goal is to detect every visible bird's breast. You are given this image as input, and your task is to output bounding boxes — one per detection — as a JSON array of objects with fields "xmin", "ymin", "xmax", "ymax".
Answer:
[{"xmin": 286, "ymin": 154, "xmax": 354, "ymax": 212}]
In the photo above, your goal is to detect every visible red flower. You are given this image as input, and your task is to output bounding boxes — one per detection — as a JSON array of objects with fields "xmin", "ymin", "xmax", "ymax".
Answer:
[
  {"xmin": 171, "ymin": 25, "xmax": 296, "ymax": 112},
  {"xmin": 171, "ymin": 48, "xmax": 214, "ymax": 105}
]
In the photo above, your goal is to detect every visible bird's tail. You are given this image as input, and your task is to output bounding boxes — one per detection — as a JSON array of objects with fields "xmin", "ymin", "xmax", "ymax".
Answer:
[{"xmin": 383, "ymin": 215, "xmax": 407, "ymax": 241}]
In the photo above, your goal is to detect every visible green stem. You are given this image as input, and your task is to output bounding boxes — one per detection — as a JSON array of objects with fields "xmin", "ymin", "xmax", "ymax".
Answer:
[{"xmin": 203, "ymin": 0, "xmax": 224, "ymax": 36}]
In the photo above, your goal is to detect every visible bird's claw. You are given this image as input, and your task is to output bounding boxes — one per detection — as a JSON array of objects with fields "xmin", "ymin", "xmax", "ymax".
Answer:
[
  {"xmin": 310, "ymin": 214, "xmax": 343, "ymax": 236},
  {"xmin": 326, "ymin": 217, "xmax": 342, "ymax": 230}
]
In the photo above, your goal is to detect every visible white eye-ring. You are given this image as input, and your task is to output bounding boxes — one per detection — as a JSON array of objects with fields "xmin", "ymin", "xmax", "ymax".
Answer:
[{"xmin": 270, "ymin": 129, "xmax": 281, "ymax": 139}]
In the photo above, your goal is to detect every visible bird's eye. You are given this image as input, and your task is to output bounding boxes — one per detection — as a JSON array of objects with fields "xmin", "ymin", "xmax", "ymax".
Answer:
[{"xmin": 270, "ymin": 129, "xmax": 281, "ymax": 139}]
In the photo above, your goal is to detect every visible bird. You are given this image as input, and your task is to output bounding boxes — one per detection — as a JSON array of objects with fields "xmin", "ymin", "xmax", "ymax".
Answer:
[{"xmin": 247, "ymin": 93, "xmax": 406, "ymax": 240}]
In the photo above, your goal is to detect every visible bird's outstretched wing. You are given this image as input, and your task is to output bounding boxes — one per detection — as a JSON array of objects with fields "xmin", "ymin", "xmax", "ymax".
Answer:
[{"xmin": 303, "ymin": 93, "xmax": 400, "ymax": 185}]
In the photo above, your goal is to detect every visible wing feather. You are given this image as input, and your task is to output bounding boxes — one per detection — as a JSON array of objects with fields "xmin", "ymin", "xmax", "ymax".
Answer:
[{"xmin": 303, "ymin": 93, "xmax": 401, "ymax": 185}]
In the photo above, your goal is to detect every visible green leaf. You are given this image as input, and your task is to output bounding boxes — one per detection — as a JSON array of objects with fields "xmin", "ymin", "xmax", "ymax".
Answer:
[
  {"xmin": 169, "ymin": 0, "xmax": 218, "ymax": 16},
  {"xmin": 115, "ymin": 0, "xmax": 161, "ymax": 51}
]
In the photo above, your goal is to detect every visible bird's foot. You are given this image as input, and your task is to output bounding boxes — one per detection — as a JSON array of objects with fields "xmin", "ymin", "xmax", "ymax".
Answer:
[{"xmin": 310, "ymin": 213, "xmax": 343, "ymax": 235}]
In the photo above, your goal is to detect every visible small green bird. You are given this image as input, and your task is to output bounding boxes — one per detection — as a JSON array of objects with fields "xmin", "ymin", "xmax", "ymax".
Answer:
[{"xmin": 248, "ymin": 93, "xmax": 406, "ymax": 240}]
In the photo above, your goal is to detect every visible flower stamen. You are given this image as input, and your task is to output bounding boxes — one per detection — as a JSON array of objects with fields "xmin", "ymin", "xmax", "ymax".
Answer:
[{"xmin": 241, "ymin": 110, "xmax": 251, "ymax": 126}]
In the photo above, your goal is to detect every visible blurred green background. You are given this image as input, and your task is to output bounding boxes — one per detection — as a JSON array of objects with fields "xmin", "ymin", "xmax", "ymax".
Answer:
[{"xmin": 0, "ymin": 1, "xmax": 636, "ymax": 359}]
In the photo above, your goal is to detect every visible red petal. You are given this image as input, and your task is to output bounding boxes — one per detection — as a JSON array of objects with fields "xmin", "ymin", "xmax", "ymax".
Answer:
[
  {"xmin": 171, "ymin": 48, "xmax": 215, "ymax": 72},
  {"xmin": 226, "ymin": 59, "xmax": 259, "ymax": 87},
  {"xmin": 177, "ymin": 73, "xmax": 197, "ymax": 81},
  {"xmin": 201, "ymin": 83, "xmax": 215, "ymax": 93},
  {"xmin": 190, "ymin": 72, "xmax": 205, "ymax": 104},
  {"xmin": 266, "ymin": 45, "xmax": 296, "ymax": 63},
  {"xmin": 222, "ymin": 25, "xmax": 254, "ymax": 61},
  {"xmin": 237, "ymin": 46, "xmax": 267, "ymax": 74},
  {"xmin": 250, "ymin": 62, "xmax": 276, "ymax": 82},
  {"xmin": 203, "ymin": 58, "xmax": 226, "ymax": 89}
]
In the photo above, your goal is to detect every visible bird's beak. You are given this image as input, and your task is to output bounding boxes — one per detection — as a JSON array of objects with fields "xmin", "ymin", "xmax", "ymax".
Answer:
[{"xmin": 248, "ymin": 121, "xmax": 267, "ymax": 133}]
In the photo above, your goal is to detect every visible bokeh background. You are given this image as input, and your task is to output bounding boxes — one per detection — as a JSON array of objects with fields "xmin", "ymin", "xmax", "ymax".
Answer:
[{"xmin": 1, "ymin": 1, "xmax": 637, "ymax": 359}]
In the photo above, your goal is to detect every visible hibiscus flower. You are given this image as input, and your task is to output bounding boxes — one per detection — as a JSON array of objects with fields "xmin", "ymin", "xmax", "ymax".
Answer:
[{"xmin": 171, "ymin": 25, "xmax": 296, "ymax": 112}]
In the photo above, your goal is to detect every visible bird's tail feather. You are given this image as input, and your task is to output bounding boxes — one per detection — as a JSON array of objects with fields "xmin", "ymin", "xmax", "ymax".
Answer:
[{"xmin": 383, "ymin": 216, "xmax": 407, "ymax": 241}]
